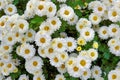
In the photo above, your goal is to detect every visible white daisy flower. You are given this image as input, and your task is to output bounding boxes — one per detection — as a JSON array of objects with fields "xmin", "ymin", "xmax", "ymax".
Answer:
[
  {"xmin": 109, "ymin": 43, "xmax": 120, "ymax": 56},
  {"xmin": 65, "ymin": 37, "xmax": 77, "ymax": 52},
  {"xmin": 108, "ymin": 38, "xmax": 119, "ymax": 47},
  {"xmin": 44, "ymin": 46, "xmax": 56, "ymax": 58},
  {"xmin": 79, "ymin": 50, "xmax": 89, "ymax": 58},
  {"xmin": 46, "ymin": 16, "xmax": 61, "ymax": 31},
  {"xmin": 25, "ymin": 56, "xmax": 43, "ymax": 74},
  {"xmin": 76, "ymin": 18, "xmax": 91, "ymax": 32},
  {"xmin": 0, "ymin": 16, "xmax": 9, "ymax": 30},
  {"xmin": 77, "ymin": 37, "xmax": 86, "ymax": 46},
  {"xmin": 98, "ymin": 26, "xmax": 109, "ymax": 39},
  {"xmin": 35, "ymin": 1, "xmax": 47, "ymax": 16},
  {"xmin": 57, "ymin": 64, "xmax": 67, "ymax": 74},
  {"xmin": 88, "ymin": 1, "xmax": 101, "ymax": 10},
  {"xmin": 20, "ymin": 34, "xmax": 27, "ymax": 43},
  {"xmin": 5, "ymin": 62, "xmax": 16, "ymax": 73},
  {"xmin": 0, "ymin": 43, "xmax": 12, "ymax": 54},
  {"xmin": 39, "ymin": 21, "xmax": 54, "ymax": 35},
  {"xmin": 0, "ymin": 0, "xmax": 8, "ymax": 10},
  {"xmin": 25, "ymin": 29, "xmax": 36, "ymax": 42},
  {"xmin": 17, "ymin": 19, "xmax": 29, "ymax": 33},
  {"xmin": 14, "ymin": 31, "xmax": 23, "ymax": 42},
  {"xmin": 4, "ymin": 4, "xmax": 17, "ymax": 15},
  {"xmin": 80, "ymin": 68, "xmax": 91, "ymax": 80},
  {"xmin": 52, "ymin": 38, "xmax": 67, "ymax": 52},
  {"xmin": 67, "ymin": 64, "xmax": 82, "ymax": 78},
  {"xmin": 77, "ymin": 56, "xmax": 91, "ymax": 69},
  {"xmin": 19, "ymin": 43, "xmax": 35, "ymax": 59},
  {"xmin": 55, "ymin": 74, "xmax": 66, "ymax": 80},
  {"xmin": 0, "ymin": 54, "xmax": 12, "ymax": 62},
  {"xmin": 23, "ymin": 9, "xmax": 35, "ymax": 19},
  {"xmin": 18, "ymin": 74, "xmax": 29, "ymax": 80},
  {"xmin": 108, "ymin": 7, "xmax": 120, "ymax": 22},
  {"xmin": 1, "ymin": 65, "xmax": 10, "ymax": 76},
  {"xmin": 80, "ymin": 27, "xmax": 95, "ymax": 42},
  {"xmin": 50, "ymin": 53, "xmax": 63, "ymax": 67},
  {"xmin": 38, "ymin": 47, "xmax": 47, "ymax": 58},
  {"xmin": 58, "ymin": 5, "xmax": 74, "ymax": 21},
  {"xmin": 32, "ymin": 69, "xmax": 43, "ymax": 76},
  {"xmin": 35, "ymin": 33, "xmax": 51, "ymax": 48},
  {"xmin": 93, "ymin": 3, "xmax": 106, "ymax": 16},
  {"xmin": 108, "ymin": 24, "xmax": 120, "ymax": 37},
  {"xmin": 2, "ymin": 32, "xmax": 16, "ymax": 45},
  {"xmin": 65, "ymin": 57, "xmax": 77, "ymax": 68},
  {"xmin": 108, "ymin": 70, "xmax": 120, "ymax": 80},
  {"xmin": 87, "ymin": 48, "xmax": 98, "ymax": 61},
  {"xmin": 33, "ymin": 74, "xmax": 45, "ymax": 80},
  {"xmin": 67, "ymin": 14, "xmax": 78, "ymax": 25},
  {"xmin": 91, "ymin": 66, "xmax": 102, "ymax": 79},
  {"xmin": 89, "ymin": 13, "xmax": 101, "ymax": 25},
  {"xmin": 46, "ymin": 2, "xmax": 56, "ymax": 17},
  {"xmin": 26, "ymin": 0, "xmax": 36, "ymax": 12},
  {"xmin": 58, "ymin": 52, "xmax": 68, "ymax": 62}
]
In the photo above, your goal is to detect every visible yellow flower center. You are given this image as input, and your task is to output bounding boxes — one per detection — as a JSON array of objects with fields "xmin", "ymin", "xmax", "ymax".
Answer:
[
  {"xmin": 7, "ymin": 64, "xmax": 12, "ymax": 68},
  {"xmin": 19, "ymin": 23, "xmax": 24, "ymax": 29},
  {"xmin": 112, "ymin": 11, "xmax": 117, "ymax": 17},
  {"xmin": 98, "ymin": 7, "xmax": 103, "ymax": 11},
  {"xmin": 38, "ymin": 5, "xmax": 44, "ymax": 10},
  {"xmin": 115, "ymin": 45, "xmax": 120, "ymax": 50},
  {"xmin": 85, "ymin": 31, "xmax": 90, "ymax": 36},
  {"xmin": 15, "ymin": 32, "xmax": 19, "ymax": 37},
  {"xmin": 112, "ymin": 28, "xmax": 117, "ymax": 33},
  {"xmin": 48, "ymin": 7, "xmax": 53, "ymax": 12},
  {"xmin": 40, "ymin": 38, "xmax": 46, "ymax": 43},
  {"xmin": 37, "ymin": 77, "xmax": 41, "ymax": 80},
  {"xmin": 79, "ymin": 25, "xmax": 83, "ymax": 29},
  {"xmin": 102, "ymin": 30, "xmax": 107, "ymax": 34},
  {"xmin": 73, "ymin": 66, "xmax": 79, "ymax": 72},
  {"xmin": 80, "ymin": 60, "xmax": 86, "ymax": 66},
  {"xmin": 0, "ymin": 21, "xmax": 4, "ymax": 27},
  {"xmin": 33, "ymin": 61, "xmax": 38, "ymax": 66},
  {"xmin": 67, "ymin": 42, "xmax": 72, "ymax": 47},
  {"xmin": 95, "ymin": 70, "xmax": 98, "ymax": 74},
  {"xmin": 27, "ymin": 32, "xmax": 33, "ymax": 37},
  {"xmin": 91, "ymin": 52, "xmax": 95, "ymax": 57},
  {"xmin": 8, "ymin": 7, "xmax": 13, "ymax": 12},
  {"xmin": 112, "ymin": 74, "xmax": 117, "ymax": 79},
  {"xmin": 61, "ymin": 64, "xmax": 65, "ymax": 69},
  {"xmin": 83, "ymin": 71, "xmax": 87, "ymax": 76},
  {"xmin": 4, "ymin": 46, "xmax": 9, "ymax": 50},
  {"xmin": 93, "ymin": 16, "xmax": 98, "ymax": 21},
  {"xmin": 64, "ymin": 10, "xmax": 70, "ymax": 15},
  {"xmin": 25, "ymin": 49, "xmax": 30, "ymax": 54},
  {"xmin": 48, "ymin": 48, "xmax": 53, "ymax": 53},
  {"xmin": 44, "ymin": 26, "xmax": 50, "ymax": 31},
  {"xmin": 51, "ymin": 20, "xmax": 56, "ymax": 25},
  {"xmin": 57, "ymin": 43, "xmax": 63, "ymax": 48},
  {"xmin": 8, "ymin": 37, "xmax": 12, "ymax": 41},
  {"xmin": 54, "ymin": 57, "xmax": 59, "ymax": 63}
]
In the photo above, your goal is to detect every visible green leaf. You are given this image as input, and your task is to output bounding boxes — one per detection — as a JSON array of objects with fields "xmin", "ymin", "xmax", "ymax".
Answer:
[
  {"xmin": 103, "ymin": 52, "xmax": 110, "ymax": 60},
  {"xmin": 13, "ymin": 0, "xmax": 19, "ymax": 5},
  {"xmin": 30, "ymin": 16, "xmax": 44, "ymax": 24}
]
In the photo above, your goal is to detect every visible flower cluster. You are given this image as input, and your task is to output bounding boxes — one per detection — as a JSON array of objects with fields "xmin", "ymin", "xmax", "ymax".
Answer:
[{"xmin": 0, "ymin": 0, "xmax": 120, "ymax": 80}]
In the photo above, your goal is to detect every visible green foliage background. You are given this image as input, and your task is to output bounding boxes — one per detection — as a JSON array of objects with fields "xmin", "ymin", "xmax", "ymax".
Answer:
[{"xmin": 0, "ymin": 0, "xmax": 120, "ymax": 80}]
